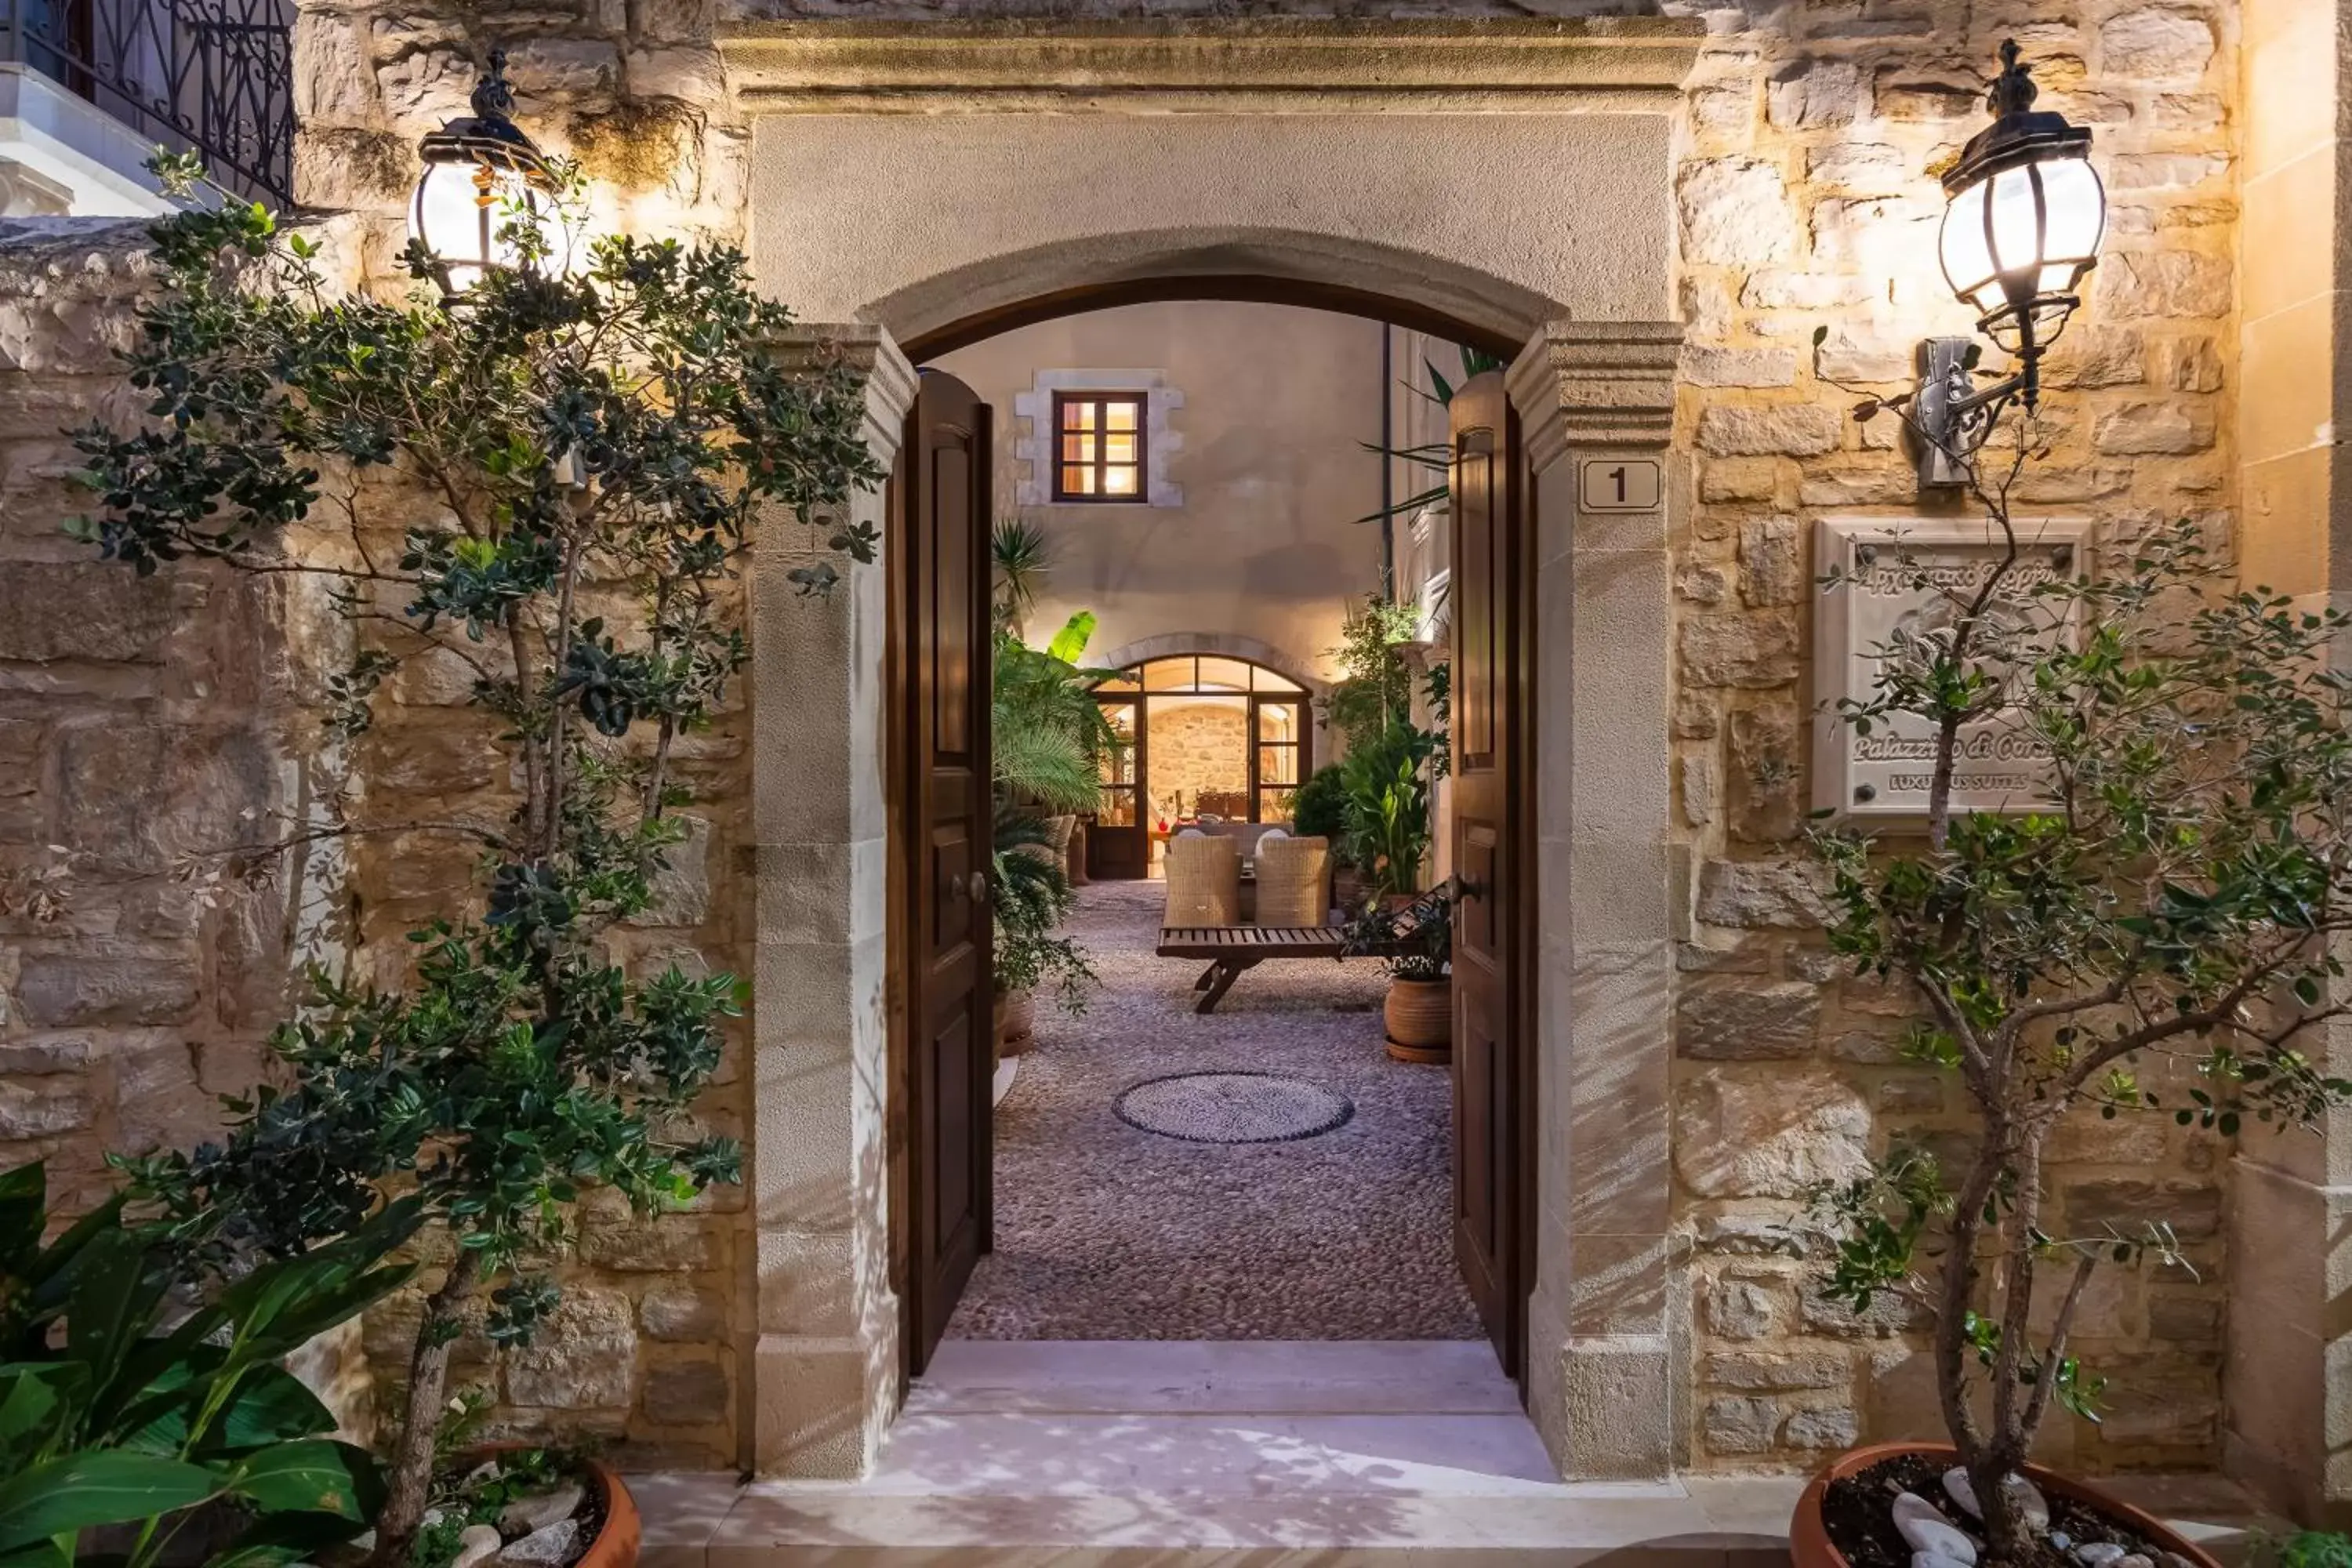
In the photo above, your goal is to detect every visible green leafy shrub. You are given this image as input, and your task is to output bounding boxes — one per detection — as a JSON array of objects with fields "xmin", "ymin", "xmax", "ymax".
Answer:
[
  {"xmin": 0, "ymin": 1160, "xmax": 415, "ymax": 1568},
  {"xmin": 1339, "ymin": 721, "xmax": 1436, "ymax": 898},
  {"xmin": 991, "ymin": 813, "xmax": 1095, "ymax": 1014},
  {"xmin": 1289, "ymin": 764, "xmax": 1348, "ymax": 848},
  {"xmin": 1324, "ymin": 595, "xmax": 1419, "ymax": 755},
  {"xmin": 72, "ymin": 177, "xmax": 880, "ymax": 1566}
]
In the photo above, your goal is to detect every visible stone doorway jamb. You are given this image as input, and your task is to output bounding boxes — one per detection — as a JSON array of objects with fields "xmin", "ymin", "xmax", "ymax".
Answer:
[
  {"xmin": 748, "ymin": 325, "xmax": 916, "ymax": 1478},
  {"xmin": 1508, "ymin": 318, "xmax": 1685, "ymax": 1481}
]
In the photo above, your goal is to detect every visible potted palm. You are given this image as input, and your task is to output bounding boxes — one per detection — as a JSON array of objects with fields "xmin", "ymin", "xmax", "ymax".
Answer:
[{"xmin": 987, "ymin": 615, "xmax": 1118, "ymax": 1046}]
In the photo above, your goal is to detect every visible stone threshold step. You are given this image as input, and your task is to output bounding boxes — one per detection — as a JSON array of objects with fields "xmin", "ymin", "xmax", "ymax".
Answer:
[
  {"xmin": 630, "ymin": 1472, "xmax": 2278, "ymax": 1568},
  {"xmin": 906, "ymin": 1340, "xmax": 1526, "ymax": 1416}
]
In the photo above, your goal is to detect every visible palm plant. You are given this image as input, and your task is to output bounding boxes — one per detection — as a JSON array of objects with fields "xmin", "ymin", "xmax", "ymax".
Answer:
[
  {"xmin": 990, "ymin": 515, "xmax": 1051, "ymax": 637},
  {"xmin": 991, "ymin": 618, "xmax": 1123, "ymax": 815},
  {"xmin": 1355, "ymin": 344, "xmax": 1509, "ymax": 527}
]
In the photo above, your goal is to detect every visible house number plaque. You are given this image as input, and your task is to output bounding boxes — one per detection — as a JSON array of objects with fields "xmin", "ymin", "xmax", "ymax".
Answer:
[
  {"xmin": 1578, "ymin": 457, "xmax": 1661, "ymax": 512},
  {"xmin": 1810, "ymin": 515, "xmax": 2092, "ymax": 824}
]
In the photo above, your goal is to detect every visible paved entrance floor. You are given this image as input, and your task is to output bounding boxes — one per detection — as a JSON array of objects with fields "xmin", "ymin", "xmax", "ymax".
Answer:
[
  {"xmin": 947, "ymin": 880, "xmax": 1479, "ymax": 1341},
  {"xmin": 630, "ymin": 1342, "xmax": 2281, "ymax": 1566}
]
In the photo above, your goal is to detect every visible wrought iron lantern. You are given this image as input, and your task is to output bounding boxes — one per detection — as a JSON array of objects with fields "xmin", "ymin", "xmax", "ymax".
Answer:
[
  {"xmin": 1914, "ymin": 40, "xmax": 2109, "ymax": 485},
  {"xmin": 409, "ymin": 50, "xmax": 561, "ymax": 299}
]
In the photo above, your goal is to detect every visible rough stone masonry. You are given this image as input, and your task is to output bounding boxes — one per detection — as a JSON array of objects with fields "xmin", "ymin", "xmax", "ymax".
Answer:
[{"xmin": 0, "ymin": 0, "xmax": 2241, "ymax": 1476}]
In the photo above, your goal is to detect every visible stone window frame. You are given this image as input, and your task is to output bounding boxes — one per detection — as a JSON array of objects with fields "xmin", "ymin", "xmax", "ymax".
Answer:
[{"xmin": 1012, "ymin": 369, "xmax": 1183, "ymax": 508}]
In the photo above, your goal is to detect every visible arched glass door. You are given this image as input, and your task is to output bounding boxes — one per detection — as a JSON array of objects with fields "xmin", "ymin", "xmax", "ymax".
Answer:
[{"xmin": 1084, "ymin": 654, "xmax": 1309, "ymax": 880}]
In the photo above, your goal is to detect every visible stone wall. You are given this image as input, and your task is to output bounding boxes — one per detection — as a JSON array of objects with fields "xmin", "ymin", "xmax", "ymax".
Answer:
[
  {"xmin": 0, "ymin": 220, "xmax": 305, "ymax": 1212},
  {"xmin": 1666, "ymin": 0, "xmax": 2238, "ymax": 1472},
  {"xmin": 1145, "ymin": 699, "xmax": 1252, "ymax": 822}
]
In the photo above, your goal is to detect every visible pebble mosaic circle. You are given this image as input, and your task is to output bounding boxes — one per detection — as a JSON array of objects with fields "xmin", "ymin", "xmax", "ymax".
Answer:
[{"xmin": 1112, "ymin": 1070, "xmax": 1355, "ymax": 1145}]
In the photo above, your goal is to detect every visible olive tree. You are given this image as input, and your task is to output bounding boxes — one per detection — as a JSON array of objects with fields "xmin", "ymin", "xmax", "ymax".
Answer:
[
  {"xmin": 1805, "ymin": 385, "xmax": 2352, "ymax": 1562},
  {"xmin": 74, "ymin": 174, "xmax": 879, "ymax": 1568}
]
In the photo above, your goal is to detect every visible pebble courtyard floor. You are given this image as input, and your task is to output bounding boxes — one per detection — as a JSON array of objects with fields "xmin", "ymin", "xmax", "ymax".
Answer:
[{"xmin": 946, "ymin": 879, "xmax": 1484, "ymax": 1341}]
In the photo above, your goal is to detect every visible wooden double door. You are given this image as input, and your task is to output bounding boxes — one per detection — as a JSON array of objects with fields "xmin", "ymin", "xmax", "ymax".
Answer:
[{"xmin": 889, "ymin": 362, "xmax": 1534, "ymax": 1388}]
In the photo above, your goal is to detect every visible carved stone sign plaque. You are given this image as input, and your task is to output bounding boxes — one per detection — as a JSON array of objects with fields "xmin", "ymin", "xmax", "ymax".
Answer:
[{"xmin": 1811, "ymin": 516, "xmax": 2092, "ymax": 823}]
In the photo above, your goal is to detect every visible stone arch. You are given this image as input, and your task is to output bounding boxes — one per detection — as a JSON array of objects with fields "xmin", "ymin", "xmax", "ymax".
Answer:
[
  {"xmin": 1093, "ymin": 631, "xmax": 1329, "ymax": 702},
  {"xmin": 875, "ymin": 230, "xmax": 1545, "ymax": 363}
]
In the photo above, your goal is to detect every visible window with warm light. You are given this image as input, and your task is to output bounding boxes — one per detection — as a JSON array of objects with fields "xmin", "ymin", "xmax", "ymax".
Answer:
[{"xmin": 1054, "ymin": 393, "xmax": 1147, "ymax": 502}]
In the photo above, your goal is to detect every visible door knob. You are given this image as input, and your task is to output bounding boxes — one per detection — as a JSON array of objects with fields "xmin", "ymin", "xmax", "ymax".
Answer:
[{"xmin": 969, "ymin": 871, "xmax": 989, "ymax": 904}]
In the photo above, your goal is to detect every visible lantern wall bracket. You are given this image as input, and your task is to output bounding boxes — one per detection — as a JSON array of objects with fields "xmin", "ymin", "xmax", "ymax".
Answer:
[{"xmin": 1911, "ymin": 336, "xmax": 2038, "ymax": 491}]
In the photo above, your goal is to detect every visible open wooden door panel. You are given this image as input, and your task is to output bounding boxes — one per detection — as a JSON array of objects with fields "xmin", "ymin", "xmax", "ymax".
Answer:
[
  {"xmin": 1446, "ymin": 369, "xmax": 1531, "ymax": 1381},
  {"xmin": 895, "ymin": 368, "xmax": 995, "ymax": 1376}
]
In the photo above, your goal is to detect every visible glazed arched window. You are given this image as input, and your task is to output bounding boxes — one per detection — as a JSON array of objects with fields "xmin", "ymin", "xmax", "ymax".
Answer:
[{"xmin": 1085, "ymin": 655, "xmax": 1310, "ymax": 880}]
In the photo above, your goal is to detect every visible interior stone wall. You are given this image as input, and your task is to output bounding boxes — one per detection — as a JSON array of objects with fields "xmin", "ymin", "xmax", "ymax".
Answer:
[
  {"xmin": 1665, "ymin": 0, "xmax": 2240, "ymax": 1474},
  {"xmin": 1144, "ymin": 699, "xmax": 1252, "ymax": 822}
]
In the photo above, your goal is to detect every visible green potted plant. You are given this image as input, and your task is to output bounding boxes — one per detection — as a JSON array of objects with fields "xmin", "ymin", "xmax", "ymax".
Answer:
[
  {"xmin": 986, "ymin": 615, "xmax": 1116, "ymax": 1040},
  {"xmin": 991, "ymin": 812, "xmax": 1098, "ymax": 1054},
  {"xmin": 1339, "ymin": 720, "xmax": 1435, "ymax": 906},
  {"xmin": 1345, "ymin": 882, "xmax": 1455, "ymax": 1062},
  {"xmin": 71, "ymin": 157, "xmax": 879, "ymax": 1568},
  {"xmin": 1290, "ymin": 762, "xmax": 1352, "ymax": 910}
]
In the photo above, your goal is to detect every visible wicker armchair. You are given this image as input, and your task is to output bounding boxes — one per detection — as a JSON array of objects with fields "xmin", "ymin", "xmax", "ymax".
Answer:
[
  {"xmin": 1163, "ymin": 831, "xmax": 1243, "ymax": 926},
  {"xmin": 1252, "ymin": 834, "xmax": 1330, "ymax": 927}
]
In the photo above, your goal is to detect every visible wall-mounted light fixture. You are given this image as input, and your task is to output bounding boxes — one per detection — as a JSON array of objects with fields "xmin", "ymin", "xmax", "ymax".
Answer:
[
  {"xmin": 409, "ymin": 50, "xmax": 562, "ymax": 300},
  {"xmin": 1914, "ymin": 41, "xmax": 2107, "ymax": 487}
]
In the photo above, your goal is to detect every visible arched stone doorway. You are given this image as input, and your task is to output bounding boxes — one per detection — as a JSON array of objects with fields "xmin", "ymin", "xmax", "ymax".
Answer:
[{"xmin": 726, "ymin": 16, "xmax": 1697, "ymax": 1487}]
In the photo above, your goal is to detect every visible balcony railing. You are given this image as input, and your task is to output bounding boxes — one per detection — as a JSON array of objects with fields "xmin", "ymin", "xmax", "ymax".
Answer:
[{"xmin": 4, "ymin": 0, "xmax": 294, "ymax": 207}]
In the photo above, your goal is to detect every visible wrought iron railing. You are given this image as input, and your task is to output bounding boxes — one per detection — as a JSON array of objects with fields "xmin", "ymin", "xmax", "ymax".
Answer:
[{"xmin": 3, "ymin": 0, "xmax": 295, "ymax": 207}]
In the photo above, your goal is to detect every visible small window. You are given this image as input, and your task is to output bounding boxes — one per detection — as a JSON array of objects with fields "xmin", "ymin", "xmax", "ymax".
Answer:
[{"xmin": 1054, "ymin": 393, "xmax": 1147, "ymax": 502}]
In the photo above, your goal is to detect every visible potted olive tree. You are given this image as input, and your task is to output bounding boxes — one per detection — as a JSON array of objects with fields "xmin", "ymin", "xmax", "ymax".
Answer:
[
  {"xmin": 1789, "ymin": 416, "xmax": 2352, "ymax": 1564},
  {"xmin": 74, "ymin": 158, "xmax": 880, "ymax": 1568}
]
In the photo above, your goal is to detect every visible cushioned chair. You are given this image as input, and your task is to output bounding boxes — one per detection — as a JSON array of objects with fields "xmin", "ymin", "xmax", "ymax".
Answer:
[
  {"xmin": 1163, "ymin": 832, "xmax": 1243, "ymax": 926},
  {"xmin": 1252, "ymin": 834, "xmax": 1330, "ymax": 927}
]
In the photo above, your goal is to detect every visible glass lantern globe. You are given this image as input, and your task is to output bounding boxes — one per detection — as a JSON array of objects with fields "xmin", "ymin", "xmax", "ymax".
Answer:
[
  {"xmin": 1936, "ymin": 40, "xmax": 2107, "ymax": 357},
  {"xmin": 409, "ymin": 50, "xmax": 562, "ymax": 299}
]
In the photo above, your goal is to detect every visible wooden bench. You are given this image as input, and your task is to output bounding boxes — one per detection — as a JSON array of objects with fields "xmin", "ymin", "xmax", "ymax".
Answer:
[{"xmin": 1156, "ymin": 924, "xmax": 1347, "ymax": 1014}]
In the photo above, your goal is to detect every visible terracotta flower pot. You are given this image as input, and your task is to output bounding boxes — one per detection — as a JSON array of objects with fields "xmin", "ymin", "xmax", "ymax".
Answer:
[
  {"xmin": 578, "ymin": 1460, "xmax": 640, "ymax": 1568},
  {"xmin": 1789, "ymin": 1443, "xmax": 2222, "ymax": 1568},
  {"xmin": 461, "ymin": 1450, "xmax": 637, "ymax": 1568},
  {"xmin": 1383, "ymin": 976, "xmax": 1451, "ymax": 1063}
]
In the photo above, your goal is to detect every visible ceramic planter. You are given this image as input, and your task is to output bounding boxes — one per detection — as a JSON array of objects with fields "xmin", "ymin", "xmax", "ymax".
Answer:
[
  {"xmin": 1383, "ymin": 976, "xmax": 1451, "ymax": 1063},
  {"xmin": 1790, "ymin": 1443, "xmax": 2220, "ymax": 1568},
  {"xmin": 578, "ymin": 1461, "xmax": 640, "ymax": 1568},
  {"xmin": 995, "ymin": 988, "xmax": 1037, "ymax": 1056},
  {"xmin": 459, "ymin": 1452, "xmax": 637, "ymax": 1568}
]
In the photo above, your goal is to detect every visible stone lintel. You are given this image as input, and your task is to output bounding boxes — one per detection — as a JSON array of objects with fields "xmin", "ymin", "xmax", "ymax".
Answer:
[{"xmin": 723, "ymin": 19, "xmax": 1705, "ymax": 114}]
